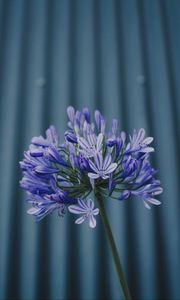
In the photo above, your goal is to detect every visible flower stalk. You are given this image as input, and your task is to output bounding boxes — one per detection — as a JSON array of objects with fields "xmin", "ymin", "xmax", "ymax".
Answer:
[{"xmin": 95, "ymin": 191, "xmax": 131, "ymax": 300}]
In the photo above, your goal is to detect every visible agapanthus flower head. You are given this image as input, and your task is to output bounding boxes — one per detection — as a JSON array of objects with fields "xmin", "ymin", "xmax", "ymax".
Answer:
[{"xmin": 20, "ymin": 107, "xmax": 163, "ymax": 228}]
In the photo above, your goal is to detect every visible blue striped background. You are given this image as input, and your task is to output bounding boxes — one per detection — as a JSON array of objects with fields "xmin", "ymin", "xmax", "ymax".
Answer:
[{"xmin": 0, "ymin": 0, "xmax": 179, "ymax": 299}]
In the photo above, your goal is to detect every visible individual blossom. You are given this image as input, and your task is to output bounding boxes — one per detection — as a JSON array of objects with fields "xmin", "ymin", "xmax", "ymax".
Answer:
[
  {"xmin": 20, "ymin": 106, "xmax": 163, "ymax": 228},
  {"xmin": 78, "ymin": 133, "xmax": 103, "ymax": 158},
  {"xmin": 88, "ymin": 153, "xmax": 117, "ymax": 180},
  {"xmin": 68, "ymin": 198, "xmax": 99, "ymax": 228}
]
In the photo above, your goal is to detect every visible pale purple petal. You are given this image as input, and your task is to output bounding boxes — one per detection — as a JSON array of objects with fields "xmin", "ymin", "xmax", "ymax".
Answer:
[
  {"xmin": 152, "ymin": 187, "xmax": 163, "ymax": 195},
  {"xmin": 93, "ymin": 208, "xmax": 100, "ymax": 215},
  {"xmin": 143, "ymin": 201, "xmax": 151, "ymax": 209},
  {"xmin": 104, "ymin": 163, "xmax": 117, "ymax": 174},
  {"xmin": 89, "ymin": 215, "xmax": 97, "ymax": 228},
  {"xmin": 94, "ymin": 153, "xmax": 103, "ymax": 170},
  {"xmin": 96, "ymin": 133, "xmax": 103, "ymax": 151},
  {"xmin": 103, "ymin": 153, "xmax": 112, "ymax": 170},
  {"xmin": 75, "ymin": 216, "xmax": 86, "ymax": 224},
  {"xmin": 27, "ymin": 207, "xmax": 41, "ymax": 215},
  {"xmin": 87, "ymin": 134, "xmax": 96, "ymax": 147},
  {"xmin": 121, "ymin": 131, "xmax": 126, "ymax": 143},
  {"xmin": 137, "ymin": 128, "xmax": 145, "ymax": 142},
  {"xmin": 140, "ymin": 147, "xmax": 154, "ymax": 153},
  {"xmin": 87, "ymin": 198, "xmax": 94, "ymax": 210},
  {"xmin": 147, "ymin": 198, "xmax": 161, "ymax": 205},
  {"xmin": 89, "ymin": 159, "xmax": 99, "ymax": 173},
  {"xmin": 143, "ymin": 137, "xmax": 153, "ymax": 144},
  {"xmin": 78, "ymin": 199, "xmax": 90, "ymax": 210},
  {"xmin": 32, "ymin": 136, "xmax": 50, "ymax": 147},
  {"xmin": 68, "ymin": 205, "xmax": 86, "ymax": 214},
  {"xmin": 88, "ymin": 172, "xmax": 100, "ymax": 179},
  {"xmin": 78, "ymin": 137, "xmax": 90, "ymax": 150},
  {"xmin": 67, "ymin": 106, "xmax": 75, "ymax": 123},
  {"xmin": 102, "ymin": 174, "xmax": 110, "ymax": 179}
]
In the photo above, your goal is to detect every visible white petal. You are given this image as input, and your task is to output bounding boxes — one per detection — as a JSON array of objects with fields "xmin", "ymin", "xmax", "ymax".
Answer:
[
  {"xmin": 143, "ymin": 201, "xmax": 151, "ymax": 209},
  {"xmin": 152, "ymin": 187, "xmax": 163, "ymax": 195},
  {"xmin": 147, "ymin": 198, "xmax": 161, "ymax": 205},
  {"xmin": 104, "ymin": 163, "xmax": 117, "ymax": 174},
  {"xmin": 102, "ymin": 174, "xmax": 110, "ymax": 179},
  {"xmin": 88, "ymin": 172, "xmax": 100, "ymax": 179},
  {"xmin": 89, "ymin": 215, "xmax": 96, "ymax": 228},
  {"xmin": 27, "ymin": 207, "xmax": 41, "ymax": 215},
  {"xmin": 93, "ymin": 208, "xmax": 100, "ymax": 215},
  {"xmin": 75, "ymin": 216, "xmax": 86, "ymax": 224},
  {"xmin": 140, "ymin": 147, "xmax": 154, "ymax": 153},
  {"xmin": 143, "ymin": 137, "xmax": 153, "ymax": 144}
]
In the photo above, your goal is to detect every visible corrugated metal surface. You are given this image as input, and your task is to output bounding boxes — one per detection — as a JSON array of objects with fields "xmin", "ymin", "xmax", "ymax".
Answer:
[{"xmin": 0, "ymin": 0, "xmax": 180, "ymax": 299}]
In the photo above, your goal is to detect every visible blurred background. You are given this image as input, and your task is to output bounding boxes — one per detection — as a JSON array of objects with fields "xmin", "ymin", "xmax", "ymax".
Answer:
[{"xmin": 0, "ymin": 0, "xmax": 180, "ymax": 299}]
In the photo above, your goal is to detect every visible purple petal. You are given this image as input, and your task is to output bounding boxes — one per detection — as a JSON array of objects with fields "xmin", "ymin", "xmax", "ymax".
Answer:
[
  {"xmin": 78, "ymin": 199, "xmax": 90, "ymax": 210},
  {"xmin": 96, "ymin": 133, "xmax": 103, "ymax": 151},
  {"xmin": 112, "ymin": 119, "xmax": 118, "ymax": 134},
  {"xmin": 137, "ymin": 128, "xmax": 145, "ymax": 142},
  {"xmin": 46, "ymin": 126, "xmax": 58, "ymax": 146},
  {"xmin": 103, "ymin": 153, "xmax": 112, "ymax": 170},
  {"xmin": 94, "ymin": 110, "xmax": 102, "ymax": 129},
  {"xmin": 30, "ymin": 148, "xmax": 44, "ymax": 157},
  {"xmin": 35, "ymin": 165, "xmax": 59, "ymax": 174},
  {"xmin": 87, "ymin": 134, "xmax": 96, "ymax": 147},
  {"xmin": 32, "ymin": 136, "xmax": 50, "ymax": 147},
  {"xmin": 67, "ymin": 106, "xmax": 75, "ymax": 123},
  {"xmin": 78, "ymin": 137, "xmax": 90, "ymax": 150},
  {"xmin": 87, "ymin": 198, "xmax": 94, "ymax": 210},
  {"xmin": 83, "ymin": 108, "xmax": 91, "ymax": 123},
  {"xmin": 121, "ymin": 131, "xmax": 126, "ymax": 143},
  {"xmin": 89, "ymin": 159, "xmax": 99, "ymax": 173},
  {"xmin": 94, "ymin": 153, "xmax": 103, "ymax": 170}
]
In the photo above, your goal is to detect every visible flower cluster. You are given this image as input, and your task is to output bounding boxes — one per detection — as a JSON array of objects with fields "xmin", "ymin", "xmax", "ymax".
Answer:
[{"xmin": 20, "ymin": 107, "xmax": 162, "ymax": 228}]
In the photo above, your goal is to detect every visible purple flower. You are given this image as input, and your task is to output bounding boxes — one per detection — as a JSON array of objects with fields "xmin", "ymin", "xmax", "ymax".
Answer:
[
  {"xmin": 68, "ymin": 199, "xmax": 99, "ymax": 228},
  {"xmin": 20, "ymin": 106, "xmax": 163, "ymax": 226},
  {"xmin": 88, "ymin": 153, "xmax": 117, "ymax": 179},
  {"xmin": 94, "ymin": 110, "xmax": 106, "ymax": 134},
  {"xmin": 65, "ymin": 131, "xmax": 78, "ymax": 143},
  {"xmin": 32, "ymin": 125, "xmax": 59, "ymax": 148},
  {"xmin": 78, "ymin": 133, "xmax": 103, "ymax": 157},
  {"xmin": 126, "ymin": 128, "xmax": 154, "ymax": 154}
]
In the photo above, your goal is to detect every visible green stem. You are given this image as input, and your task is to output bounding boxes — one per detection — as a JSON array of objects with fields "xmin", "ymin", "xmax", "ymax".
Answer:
[{"xmin": 95, "ymin": 191, "xmax": 131, "ymax": 300}]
